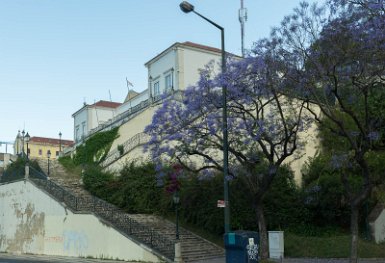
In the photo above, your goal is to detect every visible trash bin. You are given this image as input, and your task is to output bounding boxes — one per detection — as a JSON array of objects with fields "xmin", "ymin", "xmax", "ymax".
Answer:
[{"xmin": 224, "ymin": 231, "xmax": 259, "ymax": 263}]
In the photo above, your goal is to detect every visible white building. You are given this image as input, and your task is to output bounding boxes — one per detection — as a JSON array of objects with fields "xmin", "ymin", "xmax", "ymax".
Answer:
[
  {"xmin": 103, "ymin": 41, "xmax": 237, "ymax": 171},
  {"xmin": 72, "ymin": 41, "xmax": 228, "ymax": 146},
  {"xmin": 72, "ymin": 100, "xmax": 121, "ymax": 144},
  {"xmin": 145, "ymin": 41, "xmax": 225, "ymax": 100}
]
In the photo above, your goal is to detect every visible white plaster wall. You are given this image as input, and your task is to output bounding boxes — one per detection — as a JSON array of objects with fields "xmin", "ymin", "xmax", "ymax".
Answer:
[
  {"xmin": 116, "ymin": 92, "xmax": 149, "ymax": 116},
  {"xmin": 284, "ymin": 121, "xmax": 319, "ymax": 183},
  {"xmin": 106, "ymin": 99, "xmax": 319, "ymax": 184},
  {"xmin": 73, "ymin": 108, "xmax": 88, "ymax": 142},
  {"xmin": 182, "ymin": 48, "xmax": 221, "ymax": 89},
  {"xmin": 111, "ymin": 106, "xmax": 159, "ymax": 151},
  {"xmin": 373, "ymin": 209, "xmax": 385, "ymax": 243},
  {"xmin": 0, "ymin": 181, "xmax": 161, "ymax": 262},
  {"xmin": 89, "ymin": 107, "xmax": 116, "ymax": 128},
  {"xmin": 148, "ymin": 50, "xmax": 176, "ymax": 95}
]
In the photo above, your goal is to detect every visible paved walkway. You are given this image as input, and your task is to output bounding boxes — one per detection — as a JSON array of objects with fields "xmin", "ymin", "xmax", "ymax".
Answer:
[
  {"xmin": 0, "ymin": 254, "xmax": 136, "ymax": 263},
  {"xmin": 277, "ymin": 259, "xmax": 385, "ymax": 263},
  {"xmin": 2, "ymin": 254, "xmax": 385, "ymax": 263},
  {"xmin": 192, "ymin": 257, "xmax": 385, "ymax": 263}
]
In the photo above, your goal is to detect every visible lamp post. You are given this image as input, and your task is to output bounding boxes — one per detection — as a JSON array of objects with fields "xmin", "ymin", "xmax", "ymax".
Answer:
[
  {"xmin": 47, "ymin": 150, "xmax": 51, "ymax": 176},
  {"xmin": 173, "ymin": 190, "xmax": 183, "ymax": 262},
  {"xmin": 25, "ymin": 132, "xmax": 30, "ymax": 160},
  {"xmin": 59, "ymin": 131, "xmax": 62, "ymax": 155},
  {"xmin": 179, "ymin": 1, "xmax": 230, "ymax": 234},
  {"xmin": 173, "ymin": 191, "xmax": 180, "ymax": 240},
  {"xmin": 21, "ymin": 130, "xmax": 25, "ymax": 157}
]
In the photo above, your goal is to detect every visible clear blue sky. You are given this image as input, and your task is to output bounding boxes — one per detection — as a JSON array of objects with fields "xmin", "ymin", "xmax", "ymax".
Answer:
[{"xmin": 0, "ymin": 0, "xmax": 321, "ymax": 153}]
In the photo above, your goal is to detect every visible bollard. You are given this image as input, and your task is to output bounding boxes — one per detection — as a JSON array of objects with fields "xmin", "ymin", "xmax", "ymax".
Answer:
[
  {"xmin": 174, "ymin": 242, "xmax": 183, "ymax": 263},
  {"xmin": 24, "ymin": 164, "xmax": 30, "ymax": 181}
]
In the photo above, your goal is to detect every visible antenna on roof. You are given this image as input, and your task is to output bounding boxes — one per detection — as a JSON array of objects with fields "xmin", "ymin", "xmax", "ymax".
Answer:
[
  {"xmin": 239, "ymin": 0, "xmax": 247, "ymax": 57},
  {"xmin": 126, "ymin": 77, "xmax": 134, "ymax": 108},
  {"xmin": 109, "ymin": 90, "xmax": 112, "ymax": 102},
  {"xmin": 126, "ymin": 77, "xmax": 133, "ymax": 92}
]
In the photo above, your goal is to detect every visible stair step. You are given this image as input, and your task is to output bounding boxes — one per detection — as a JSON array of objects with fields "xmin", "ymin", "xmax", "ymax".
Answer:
[{"xmin": 33, "ymin": 158, "xmax": 225, "ymax": 262}]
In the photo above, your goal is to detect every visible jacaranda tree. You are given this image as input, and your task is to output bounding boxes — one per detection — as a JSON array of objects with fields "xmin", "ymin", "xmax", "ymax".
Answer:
[
  {"xmin": 145, "ymin": 48, "xmax": 312, "ymax": 257},
  {"xmin": 266, "ymin": 0, "xmax": 385, "ymax": 261}
]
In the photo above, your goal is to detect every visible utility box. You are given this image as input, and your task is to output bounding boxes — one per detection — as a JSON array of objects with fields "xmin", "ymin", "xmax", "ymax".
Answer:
[
  {"xmin": 224, "ymin": 231, "xmax": 259, "ymax": 263},
  {"xmin": 268, "ymin": 231, "xmax": 284, "ymax": 259}
]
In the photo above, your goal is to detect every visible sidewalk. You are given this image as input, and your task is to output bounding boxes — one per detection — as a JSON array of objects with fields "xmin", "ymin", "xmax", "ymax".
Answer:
[
  {"xmin": 192, "ymin": 257, "xmax": 385, "ymax": 263},
  {"xmin": 275, "ymin": 259, "xmax": 385, "ymax": 263},
  {"xmin": 0, "ymin": 253, "xmax": 137, "ymax": 263}
]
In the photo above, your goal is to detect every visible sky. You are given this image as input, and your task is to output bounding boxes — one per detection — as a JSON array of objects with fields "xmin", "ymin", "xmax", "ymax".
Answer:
[{"xmin": 0, "ymin": 0, "xmax": 322, "ymax": 153}]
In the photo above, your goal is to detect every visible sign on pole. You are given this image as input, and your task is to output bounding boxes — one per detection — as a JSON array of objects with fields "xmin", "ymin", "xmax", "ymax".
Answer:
[{"xmin": 217, "ymin": 200, "xmax": 226, "ymax": 208}]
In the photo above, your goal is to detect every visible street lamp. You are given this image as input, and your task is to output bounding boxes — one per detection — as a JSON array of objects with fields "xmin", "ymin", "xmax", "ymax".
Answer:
[
  {"xmin": 21, "ymin": 130, "xmax": 25, "ymax": 157},
  {"xmin": 173, "ymin": 190, "xmax": 183, "ymax": 262},
  {"xmin": 59, "ymin": 131, "xmax": 62, "ymax": 155},
  {"xmin": 47, "ymin": 150, "xmax": 51, "ymax": 176},
  {"xmin": 25, "ymin": 132, "xmax": 30, "ymax": 160},
  {"xmin": 173, "ymin": 191, "xmax": 180, "ymax": 240},
  {"xmin": 179, "ymin": 1, "xmax": 230, "ymax": 234}
]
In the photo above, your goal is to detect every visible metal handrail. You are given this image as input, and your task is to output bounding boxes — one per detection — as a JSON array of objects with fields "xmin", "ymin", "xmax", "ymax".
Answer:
[
  {"xmin": 28, "ymin": 175, "xmax": 174, "ymax": 260},
  {"xmin": 100, "ymin": 132, "xmax": 150, "ymax": 168},
  {"xmin": 75, "ymin": 99, "xmax": 151, "ymax": 146}
]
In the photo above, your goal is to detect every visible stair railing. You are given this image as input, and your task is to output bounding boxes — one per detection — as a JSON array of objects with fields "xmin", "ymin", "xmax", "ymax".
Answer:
[
  {"xmin": 28, "ymin": 166, "xmax": 174, "ymax": 260},
  {"xmin": 101, "ymin": 132, "xmax": 150, "ymax": 168}
]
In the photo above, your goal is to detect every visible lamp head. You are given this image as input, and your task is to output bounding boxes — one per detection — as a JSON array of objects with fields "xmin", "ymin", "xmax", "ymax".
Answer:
[
  {"xmin": 173, "ymin": 192, "xmax": 180, "ymax": 204},
  {"xmin": 59, "ymin": 132, "xmax": 62, "ymax": 138},
  {"xmin": 25, "ymin": 132, "xmax": 30, "ymax": 142},
  {"xmin": 180, "ymin": 1, "xmax": 194, "ymax": 13},
  {"xmin": 47, "ymin": 150, "xmax": 51, "ymax": 158}
]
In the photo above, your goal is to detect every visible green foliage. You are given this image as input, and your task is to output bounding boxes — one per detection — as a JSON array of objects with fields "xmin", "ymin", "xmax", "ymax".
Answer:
[
  {"xmin": 73, "ymin": 127, "xmax": 119, "ymax": 165},
  {"xmin": 115, "ymin": 162, "xmax": 165, "ymax": 213},
  {"xmin": 301, "ymin": 154, "xmax": 351, "ymax": 229},
  {"xmin": 263, "ymin": 166, "xmax": 305, "ymax": 230},
  {"xmin": 82, "ymin": 161, "xmax": 307, "ymax": 237},
  {"xmin": 82, "ymin": 165, "xmax": 114, "ymax": 199},
  {"xmin": 285, "ymin": 233, "xmax": 385, "ymax": 258},
  {"xmin": 82, "ymin": 162, "xmax": 166, "ymax": 213},
  {"xmin": 117, "ymin": 145, "xmax": 124, "ymax": 156},
  {"xmin": 58, "ymin": 155, "xmax": 80, "ymax": 174},
  {"xmin": 1, "ymin": 157, "xmax": 42, "ymax": 183}
]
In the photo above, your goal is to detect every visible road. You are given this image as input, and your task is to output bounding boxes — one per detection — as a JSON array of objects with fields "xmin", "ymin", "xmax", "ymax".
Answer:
[{"xmin": 0, "ymin": 254, "xmax": 135, "ymax": 263}]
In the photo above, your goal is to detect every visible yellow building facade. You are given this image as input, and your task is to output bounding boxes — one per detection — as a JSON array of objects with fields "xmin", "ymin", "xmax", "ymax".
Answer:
[{"xmin": 14, "ymin": 132, "xmax": 73, "ymax": 160}]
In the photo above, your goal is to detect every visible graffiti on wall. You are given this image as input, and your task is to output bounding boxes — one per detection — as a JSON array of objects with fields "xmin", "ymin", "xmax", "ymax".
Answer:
[
  {"xmin": 63, "ymin": 230, "xmax": 88, "ymax": 254},
  {"xmin": 44, "ymin": 236, "xmax": 64, "ymax": 243}
]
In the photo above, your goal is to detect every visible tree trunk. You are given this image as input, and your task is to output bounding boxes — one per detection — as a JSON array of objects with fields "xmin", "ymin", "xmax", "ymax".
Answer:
[
  {"xmin": 350, "ymin": 205, "xmax": 359, "ymax": 263},
  {"xmin": 256, "ymin": 202, "xmax": 269, "ymax": 260}
]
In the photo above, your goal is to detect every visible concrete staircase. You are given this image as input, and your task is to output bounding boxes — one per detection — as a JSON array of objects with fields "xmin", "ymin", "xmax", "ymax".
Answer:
[{"xmin": 34, "ymin": 158, "xmax": 225, "ymax": 262}]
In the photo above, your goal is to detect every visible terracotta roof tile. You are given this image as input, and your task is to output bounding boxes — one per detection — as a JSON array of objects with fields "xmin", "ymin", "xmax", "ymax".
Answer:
[
  {"xmin": 91, "ymin": 100, "xmax": 121, "ymax": 108},
  {"xmin": 182, "ymin": 41, "xmax": 223, "ymax": 54},
  {"xmin": 30, "ymin": 137, "xmax": 74, "ymax": 146},
  {"xmin": 145, "ymin": 41, "xmax": 241, "ymax": 66}
]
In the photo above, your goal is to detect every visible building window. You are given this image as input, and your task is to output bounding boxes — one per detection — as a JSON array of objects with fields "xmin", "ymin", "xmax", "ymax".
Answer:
[
  {"xmin": 39, "ymin": 149, "xmax": 42, "ymax": 156},
  {"xmin": 154, "ymin": 81, "xmax": 160, "ymax": 96},
  {"xmin": 75, "ymin": 126, "xmax": 80, "ymax": 142},
  {"xmin": 165, "ymin": 74, "xmax": 172, "ymax": 92},
  {"xmin": 56, "ymin": 151, "xmax": 59, "ymax": 156},
  {"xmin": 82, "ymin": 122, "xmax": 86, "ymax": 138}
]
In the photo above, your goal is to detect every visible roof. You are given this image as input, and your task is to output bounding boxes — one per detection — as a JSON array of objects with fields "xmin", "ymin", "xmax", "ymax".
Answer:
[
  {"xmin": 124, "ymin": 90, "xmax": 139, "ymax": 103},
  {"xmin": 30, "ymin": 137, "xmax": 74, "ymax": 146},
  {"xmin": 91, "ymin": 100, "xmax": 121, "ymax": 108},
  {"xmin": 182, "ymin": 41, "xmax": 224, "ymax": 54},
  {"xmin": 72, "ymin": 100, "xmax": 122, "ymax": 117},
  {"xmin": 144, "ymin": 41, "xmax": 241, "ymax": 66}
]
